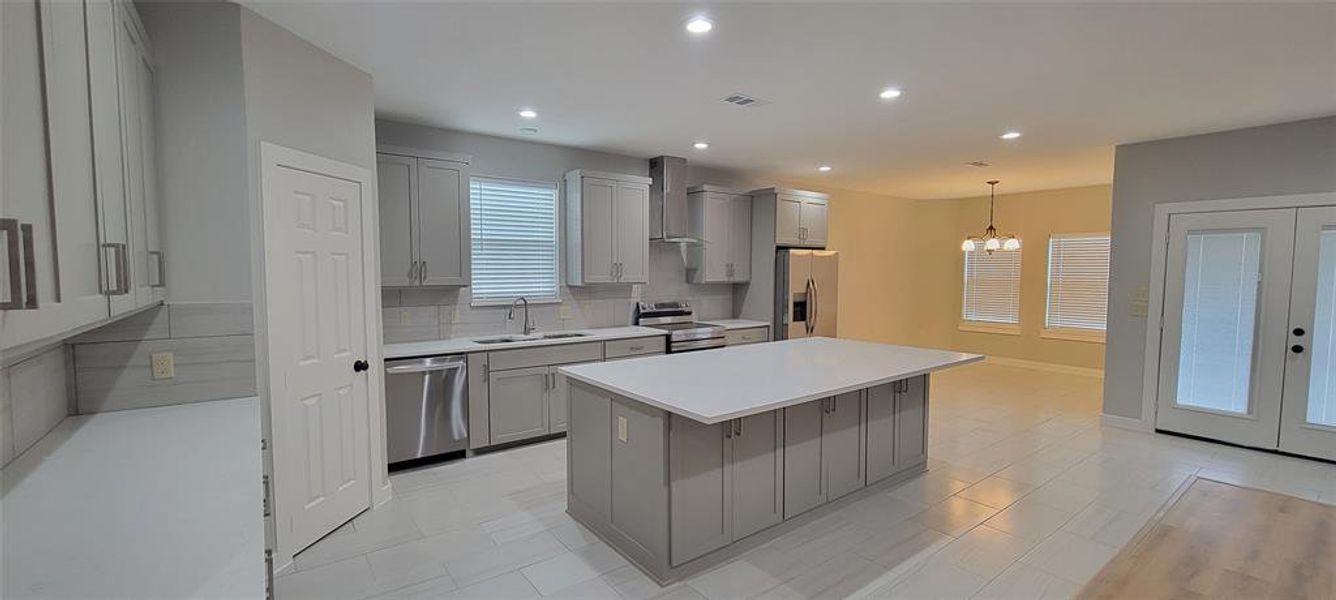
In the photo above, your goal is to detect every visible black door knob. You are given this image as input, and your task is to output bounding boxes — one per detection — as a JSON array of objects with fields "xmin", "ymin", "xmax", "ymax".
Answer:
[
  {"xmin": 1293, "ymin": 327, "xmax": 1306, "ymax": 336},
  {"xmin": 353, "ymin": 359, "xmax": 370, "ymax": 373},
  {"xmin": 1291, "ymin": 345, "xmax": 1305, "ymax": 354}
]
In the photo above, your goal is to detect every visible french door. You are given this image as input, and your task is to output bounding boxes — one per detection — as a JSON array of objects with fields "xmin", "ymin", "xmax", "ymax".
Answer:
[{"xmin": 1157, "ymin": 207, "xmax": 1336, "ymax": 460}]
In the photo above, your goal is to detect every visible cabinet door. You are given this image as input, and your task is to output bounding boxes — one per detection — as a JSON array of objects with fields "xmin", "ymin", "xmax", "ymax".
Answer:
[
  {"xmin": 775, "ymin": 195, "xmax": 803, "ymax": 246},
  {"xmin": 800, "ymin": 199, "xmax": 828, "ymax": 247},
  {"xmin": 783, "ymin": 400, "xmax": 824, "ymax": 518},
  {"xmin": 416, "ymin": 158, "xmax": 469, "ymax": 286},
  {"xmin": 86, "ymin": 0, "xmax": 135, "ymax": 316},
  {"xmin": 614, "ymin": 181, "xmax": 649, "ymax": 283},
  {"xmin": 730, "ymin": 411, "xmax": 782, "ymax": 540},
  {"xmin": 548, "ymin": 363, "xmax": 591, "ymax": 434},
  {"xmin": 580, "ymin": 177, "xmax": 616, "ymax": 283},
  {"xmin": 488, "ymin": 366, "xmax": 550, "ymax": 445},
  {"xmin": 377, "ymin": 154, "xmax": 418, "ymax": 286},
  {"xmin": 115, "ymin": 2, "xmax": 153, "ymax": 307},
  {"xmin": 700, "ymin": 193, "xmax": 731, "ymax": 283},
  {"xmin": 729, "ymin": 195, "xmax": 752, "ymax": 282},
  {"xmin": 894, "ymin": 376, "xmax": 928, "ymax": 470},
  {"xmin": 865, "ymin": 383, "xmax": 897, "ymax": 484},
  {"xmin": 822, "ymin": 391, "xmax": 864, "ymax": 501},
  {"xmin": 669, "ymin": 414, "xmax": 730, "ymax": 566}
]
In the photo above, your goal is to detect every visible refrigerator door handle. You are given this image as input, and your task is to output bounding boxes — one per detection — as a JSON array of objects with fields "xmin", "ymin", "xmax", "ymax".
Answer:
[
  {"xmin": 805, "ymin": 277, "xmax": 816, "ymax": 335},
  {"xmin": 809, "ymin": 276, "xmax": 819, "ymax": 336}
]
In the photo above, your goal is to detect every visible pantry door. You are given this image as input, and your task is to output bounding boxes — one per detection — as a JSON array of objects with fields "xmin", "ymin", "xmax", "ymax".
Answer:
[
  {"xmin": 1155, "ymin": 209, "xmax": 1296, "ymax": 449},
  {"xmin": 261, "ymin": 144, "xmax": 378, "ymax": 563},
  {"xmin": 1278, "ymin": 207, "xmax": 1336, "ymax": 461}
]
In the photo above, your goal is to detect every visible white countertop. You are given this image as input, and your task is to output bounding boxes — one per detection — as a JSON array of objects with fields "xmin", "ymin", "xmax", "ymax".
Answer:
[
  {"xmin": 702, "ymin": 318, "xmax": 771, "ymax": 330},
  {"xmin": 383, "ymin": 326, "xmax": 667, "ymax": 359},
  {"xmin": 2, "ymin": 397, "xmax": 264, "ymax": 599},
  {"xmin": 560, "ymin": 337, "xmax": 982, "ymax": 424}
]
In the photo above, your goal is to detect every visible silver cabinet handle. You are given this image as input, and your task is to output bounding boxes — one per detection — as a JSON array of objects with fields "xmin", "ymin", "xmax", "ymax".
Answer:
[
  {"xmin": 101, "ymin": 242, "xmax": 129, "ymax": 296},
  {"xmin": 420, "ymin": 260, "xmax": 427, "ymax": 283},
  {"xmin": 408, "ymin": 260, "xmax": 418, "ymax": 281},
  {"xmin": 148, "ymin": 250, "xmax": 166, "ymax": 288},
  {"xmin": 724, "ymin": 421, "xmax": 732, "ymax": 439},
  {"xmin": 735, "ymin": 418, "xmax": 742, "ymax": 437},
  {"xmin": 20, "ymin": 224, "xmax": 36, "ymax": 308},
  {"xmin": 1, "ymin": 219, "xmax": 22, "ymax": 310}
]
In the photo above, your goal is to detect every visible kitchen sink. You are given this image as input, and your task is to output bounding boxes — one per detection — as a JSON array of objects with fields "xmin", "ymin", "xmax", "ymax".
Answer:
[
  {"xmin": 538, "ymin": 332, "xmax": 590, "ymax": 339},
  {"xmin": 472, "ymin": 336, "xmax": 534, "ymax": 345}
]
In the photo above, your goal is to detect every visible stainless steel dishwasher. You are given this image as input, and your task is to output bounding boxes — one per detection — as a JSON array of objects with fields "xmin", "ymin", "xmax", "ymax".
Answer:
[{"xmin": 384, "ymin": 355, "xmax": 469, "ymax": 465}]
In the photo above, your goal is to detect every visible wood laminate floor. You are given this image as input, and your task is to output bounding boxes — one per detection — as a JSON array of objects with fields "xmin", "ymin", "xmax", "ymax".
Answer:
[{"xmin": 1080, "ymin": 477, "xmax": 1335, "ymax": 599}]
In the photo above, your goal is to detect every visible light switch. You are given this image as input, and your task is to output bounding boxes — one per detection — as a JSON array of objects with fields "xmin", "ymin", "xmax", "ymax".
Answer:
[
  {"xmin": 400, "ymin": 309, "xmax": 412, "ymax": 325},
  {"xmin": 1130, "ymin": 286, "xmax": 1149, "ymax": 318},
  {"xmin": 617, "ymin": 415, "xmax": 628, "ymax": 443}
]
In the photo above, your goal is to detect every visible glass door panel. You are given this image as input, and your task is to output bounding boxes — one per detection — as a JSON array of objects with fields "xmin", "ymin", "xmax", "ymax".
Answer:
[
  {"xmin": 1279, "ymin": 207, "xmax": 1336, "ymax": 460},
  {"xmin": 1156, "ymin": 209, "xmax": 1295, "ymax": 449}
]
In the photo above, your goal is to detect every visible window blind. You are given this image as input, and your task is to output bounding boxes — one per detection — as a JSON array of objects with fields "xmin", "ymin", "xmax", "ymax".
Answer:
[
  {"xmin": 1045, "ymin": 234, "xmax": 1111, "ymax": 331},
  {"xmin": 469, "ymin": 177, "xmax": 560, "ymax": 304},
  {"xmin": 962, "ymin": 248, "xmax": 1022, "ymax": 324}
]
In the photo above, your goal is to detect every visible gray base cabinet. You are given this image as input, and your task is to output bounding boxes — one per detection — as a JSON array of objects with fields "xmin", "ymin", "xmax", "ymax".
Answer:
[
  {"xmin": 488, "ymin": 366, "xmax": 550, "ymax": 444},
  {"xmin": 568, "ymin": 374, "xmax": 930, "ymax": 585}
]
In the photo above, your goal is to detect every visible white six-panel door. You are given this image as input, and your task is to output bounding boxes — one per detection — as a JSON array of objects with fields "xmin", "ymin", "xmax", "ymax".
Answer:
[
  {"xmin": 263, "ymin": 148, "xmax": 374, "ymax": 561},
  {"xmin": 1279, "ymin": 207, "xmax": 1336, "ymax": 460}
]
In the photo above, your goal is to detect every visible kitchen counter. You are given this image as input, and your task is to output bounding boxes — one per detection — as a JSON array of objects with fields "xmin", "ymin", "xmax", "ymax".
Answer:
[
  {"xmin": 560, "ymin": 336, "xmax": 981, "ymax": 424},
  {"xmin": 701, "ymin": 318, "xmax": 770, "ymax": 330},
  {"xmin": 1, "ymin": 397, "xmax": 264, "ymax": 599},
  {"xmin": 383, "ymin": 326, "xmax": 667, "ymax": 359}
]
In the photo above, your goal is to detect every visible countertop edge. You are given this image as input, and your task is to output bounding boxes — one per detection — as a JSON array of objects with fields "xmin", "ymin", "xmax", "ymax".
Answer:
[
  {"xmin": 560, "ymin": 353, "xmax": 984, "ymax": 424},
  {"xmin": 384, "ymin": 327, "xmax": 668, "ymax": 359}
]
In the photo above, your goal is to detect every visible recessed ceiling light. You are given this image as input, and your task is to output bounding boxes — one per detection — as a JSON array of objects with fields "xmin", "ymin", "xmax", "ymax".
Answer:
[
  {"xmin": 1000, "ymin": 131, "xmax": 1022, "ymax": 140},
  {"xmin": 878, "ymin": 88, "xmax": 902, "ymax": 100},
  {"xmin": 685, "ymin": 16, "xmax": 713, "ymax": 34},
  {"xmin": 519, "ymin": 127, "xmax": 539, "ymax": 135},
  {"xmin": 818, "ymin": 165, "xmax": 832, "ymax": 172},
  {"xmin": 518, "ymin": 109, "xmax": 538, "ymax": 119},
  {"xmin": 693, "ymin": 142, "xmax": 709, "ymax": 150}
]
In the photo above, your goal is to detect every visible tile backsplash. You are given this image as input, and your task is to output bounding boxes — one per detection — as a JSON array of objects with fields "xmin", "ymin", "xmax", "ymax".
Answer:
[{"xmin": 383, "ymin": 243, "xmax": 737, "ymax": 343}]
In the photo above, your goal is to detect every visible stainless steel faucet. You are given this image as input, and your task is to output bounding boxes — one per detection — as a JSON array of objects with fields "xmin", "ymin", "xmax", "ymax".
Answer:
[{"xmin": 507, "ymin": 297, "xmax": 534, "ymax": 336}]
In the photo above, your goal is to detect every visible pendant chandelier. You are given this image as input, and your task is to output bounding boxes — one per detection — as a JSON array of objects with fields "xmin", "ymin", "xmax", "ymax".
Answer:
[{"xmin": 961, "ymin": 180, "xmax": 1020, "ymax": 253}]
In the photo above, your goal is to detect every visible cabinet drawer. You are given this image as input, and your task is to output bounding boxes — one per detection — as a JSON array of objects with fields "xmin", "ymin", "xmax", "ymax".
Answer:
[
  {"xmin": 725, "ymin": 327, "xmax": 769, "ymax": 346},
  {"xmin": 604, "ymin": 336, "xmax": 665, "ymax": 359},
  {"xmin": 488, "ymin": 341, "xmax": 602, "ymax": 371}
]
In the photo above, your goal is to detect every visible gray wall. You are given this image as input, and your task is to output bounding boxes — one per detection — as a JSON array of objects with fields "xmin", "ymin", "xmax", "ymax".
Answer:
[
  {"xmin": 1103, "ymin": 116, "xmax": 1336, "ymax": 420},
  {"xmin": 374, "ymin": 120, "xmax": 743, "ymax": 342},
  {"xmin": 139, "ymin": 1, "xmax": 250, "ymax": 304}
]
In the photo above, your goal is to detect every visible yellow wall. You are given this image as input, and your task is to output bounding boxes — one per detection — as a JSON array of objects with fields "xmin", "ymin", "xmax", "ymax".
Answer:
[{"xmin": 823, "ymin": 184, "xmax": 1113, "ymax": 371}]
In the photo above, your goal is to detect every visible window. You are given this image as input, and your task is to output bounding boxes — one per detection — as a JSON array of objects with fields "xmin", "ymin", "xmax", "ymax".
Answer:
[
  {"xmin": 469, "ymin": 177, "xmax": 560, "ymax": 305},
  {"xmin": 961, "ymin": 247, "xmax": 1022, "ymax": 330},
  {"xmin": 1045, "ymin": 233, "xmax": 1111, "ymax": 339}
]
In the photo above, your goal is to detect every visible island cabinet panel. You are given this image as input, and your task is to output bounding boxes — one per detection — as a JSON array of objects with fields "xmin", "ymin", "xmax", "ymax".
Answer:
[
  {"xmin": 569, "ymin": 384, "xmax": 612, "ymax": 519},
  {"xmin": 669, "ymin": 416, "xmax": 731, "ymax": 565},
  {"xmin": 783, "ymin": 401, "xmax": 826, "ymax": 519},
  {"xmin": 489, "ymin": 366, "xmax": 550, "ymax": 444},
  {"xmin": 865, "ymin": 383, "xmax": 898, "ymax": 484},
  {"xmin": 729, "ymin": 411, "xmax": 783, "ymax": 539},
  {"xmin": 895, "ymin": 376, "xmax": 928, "ymax": 469},
  {"xmin": 610, "ymin": 398, "xmax": 670, "ymax": 560},
  {"xmin": 823, "ymin": 392, "xmax": 866, "ymax": 501}
]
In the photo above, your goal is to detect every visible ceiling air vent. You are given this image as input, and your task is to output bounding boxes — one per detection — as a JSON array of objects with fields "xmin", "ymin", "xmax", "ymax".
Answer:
[
  {"xmin": 965, "ymin": 161, "xmax": 993, "ymax": 168},
  {"xmin": 720, "ymin": 93, "xmax": 770, "ymax": 108}
]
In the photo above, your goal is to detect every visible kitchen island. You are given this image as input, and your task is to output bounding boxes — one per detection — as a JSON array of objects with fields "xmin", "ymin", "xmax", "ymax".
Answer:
[{"xmin": 558, "ymin": 337, "xmax": 981, "ymax": 584}]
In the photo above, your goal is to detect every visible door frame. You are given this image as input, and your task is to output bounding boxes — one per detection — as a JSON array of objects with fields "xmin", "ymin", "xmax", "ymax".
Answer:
[
  {"xmin": 254, "ymin": 142, "xmax": 390, "ymax": 571},
  {"xmin": 1135, "ymin": 192, "xmax": 1336, "ymax": 433}
]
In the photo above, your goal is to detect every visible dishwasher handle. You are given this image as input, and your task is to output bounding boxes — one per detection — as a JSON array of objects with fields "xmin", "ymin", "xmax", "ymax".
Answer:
[{"xmin": 385, "ymin": 358, "xmax": 466, "ymax": 374}]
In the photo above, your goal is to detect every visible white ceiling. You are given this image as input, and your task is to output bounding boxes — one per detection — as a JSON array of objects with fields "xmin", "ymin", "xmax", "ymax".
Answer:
[{"xmin": 243, "ymin": 1, "xmax": 1336, "ymax": 199}]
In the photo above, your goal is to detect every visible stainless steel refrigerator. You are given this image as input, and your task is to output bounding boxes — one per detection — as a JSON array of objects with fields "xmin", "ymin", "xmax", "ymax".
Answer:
[{"xmin": 774, "ymin": 249, "xmax": 839, "ymax": 339}]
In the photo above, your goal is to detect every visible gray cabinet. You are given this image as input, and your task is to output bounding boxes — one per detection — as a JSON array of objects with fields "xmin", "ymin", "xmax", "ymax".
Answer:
[
  {"xmin": 866, "ymin": 376, "xmax": 929, "ymax": 484},
  {"xmin": 669, "ymin": 410, "xmax": 783, "ymax": 566},
  {"xmin": 565, "ymin": 170, "xmax": 651, "ymax": 285},
  {"xmin": 724, "ymin": 326, "xmax": 769, "ymax": 346},
  {"xmin": 376, "ymin": 150, "xmax": 471, "ymax": 287},
  {"xmin": 783, "ymin": 392, "xmax": 865, "ymax": 518},
  {"xmin": 754, "ymin": 188, "xmax": 829, "ymax": 249},
  {"xmin": 686, "ymin": 187, "xmax": 752, "ymax": 284},
  {"xmin": 488, "ymin": 366, "xmax": 550, "ymax": 444}
]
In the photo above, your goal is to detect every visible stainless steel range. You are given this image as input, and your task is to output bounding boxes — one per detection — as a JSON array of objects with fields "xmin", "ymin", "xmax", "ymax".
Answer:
[{"xmin": 633, "ymin": 300, "xmax": 725, "ymax": 352}]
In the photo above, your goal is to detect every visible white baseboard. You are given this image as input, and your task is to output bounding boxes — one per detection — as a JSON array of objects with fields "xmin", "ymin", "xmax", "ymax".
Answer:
[
  {"xmin": 1100, "ymin": 413, "xmax": 1151, "ymax": 432},
  {"xmin": 984, "ymin": 356, "xmax": 1104, "ymax": 378}
]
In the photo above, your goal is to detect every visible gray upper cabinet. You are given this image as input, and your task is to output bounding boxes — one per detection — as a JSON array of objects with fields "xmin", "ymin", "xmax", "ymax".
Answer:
[
  {"xmin": 2, "ymin": 0, "xmax": 162, "ymax": 350},
  {"xmin": 565, "ymin": 170, "xmax": 651, "ymax": 285},
  {"xmin": 686, "ymin": 186, "xmax": 752, "ymax": 284},
  {"xmin": 376, "ymin": 149, "xmax": 471, "ymax": 287},
  {"xmin": 754, "ymin": 188, "xmax": 830, "ymax": 249}
]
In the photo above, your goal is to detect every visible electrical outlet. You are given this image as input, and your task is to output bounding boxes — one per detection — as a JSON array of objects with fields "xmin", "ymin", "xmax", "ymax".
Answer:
[
  {"xmin": 400, "ymin": 309, "xmax": 412, "ymax": 325},
  {"xmin": 559, "ymin": 305, "xmax": 573, "ymax": 320},
  {"xmin": 151, "ymin": 352, "xmax": 175, "ymax": 380},
  {"xmin": 617, "ymin": 416, "xmax": 628, "ymax": 443}
]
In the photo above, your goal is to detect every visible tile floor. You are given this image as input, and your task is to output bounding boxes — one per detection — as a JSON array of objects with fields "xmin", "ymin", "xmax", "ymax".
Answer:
[{"xmin": 276, "ymin": 363, "xmax": 1336, "ymax": 600}]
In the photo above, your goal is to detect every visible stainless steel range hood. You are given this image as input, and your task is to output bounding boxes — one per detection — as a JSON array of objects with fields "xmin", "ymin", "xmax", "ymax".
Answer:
[{"xmin": 649, "ymin": 156, "xmax": 700, "ymax": 244}]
